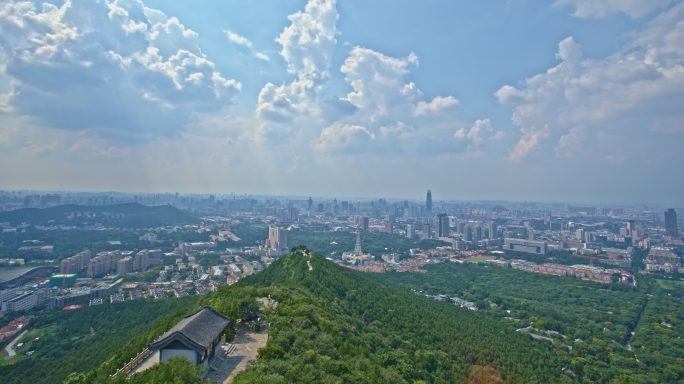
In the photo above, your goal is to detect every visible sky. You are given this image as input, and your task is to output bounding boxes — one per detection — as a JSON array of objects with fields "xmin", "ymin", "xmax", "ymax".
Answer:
[{"xmin": 0, "ymin": 0, "xmax": 683, "ymax": 204}]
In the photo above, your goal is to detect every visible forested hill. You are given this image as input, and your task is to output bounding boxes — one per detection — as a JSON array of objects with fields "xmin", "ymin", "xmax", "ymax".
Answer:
[
  {"xmin": 226, "ymin": 249, "xmax": 567, "ymax": 383},
  {"xmin": 0, "ymin": 203, "xmax": 199, "ymax": 228}
]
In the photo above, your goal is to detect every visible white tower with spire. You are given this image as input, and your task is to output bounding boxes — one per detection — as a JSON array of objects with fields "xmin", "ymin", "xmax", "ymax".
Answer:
[{"xmin": 353, "ymin": 230, "xmax": 363, "ymax": 256}]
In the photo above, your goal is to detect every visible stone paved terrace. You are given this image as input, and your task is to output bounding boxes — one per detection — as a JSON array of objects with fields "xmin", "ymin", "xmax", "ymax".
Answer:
[{"xmin": 205, "ymin": 324, "xmax": 268, "ymax": 383}]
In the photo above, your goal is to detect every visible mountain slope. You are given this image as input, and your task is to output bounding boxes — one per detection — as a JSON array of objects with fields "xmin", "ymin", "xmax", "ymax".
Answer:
[{"xmin": 226, "ymin": 248, "xmax": 566, "ymax": 383}]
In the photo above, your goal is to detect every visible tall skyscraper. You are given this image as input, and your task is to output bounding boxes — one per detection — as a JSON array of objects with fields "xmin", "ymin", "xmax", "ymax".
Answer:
[
  {"xmin": 421, "ymin": 224, "xmax": 431, "ymax": 240},
  {"xmin": 266, "ymin": 225, "xmax": 287, "ymax": 251},
  {"xmin": 488, "ymin": 222, "xmax": 498, "ymax": 239},
  {"xmin": 436, "ymin": 213, "xmax": 450, "ymax": 237},
  {"xmin": 456, "ymin": 221, "xmax": 465, "ymax": 235},
  {"xmin": 426, "ymin": 190, "xmax": 432, "ymax": 217},
  {"xmin": 665, "ymin": 209, "xmax": 679, "ymax": 237},
  {"xmin": 627, "ymin": 220, "xmax": 636, "ymax": 236},
  {"xmin": 473, "ymin": 226, "xmax": 482, "ymax": 242},
  {"xmin": 385, "ymin": 222, "xmax": 394, "ymax": 234},
  {"xmin": 288, "ymin": 207, "xmax": 299, "ymax": 221},
  {"xmin": 406, "ymin": 224, "xmax": 415, "ymax": 238},
  {"xmin": 465, "ymin": 226, "xmax": 473, "ymax": 242},
  {"xmin": 307, "ymin": 197, "xmax": 313, "ymax": 212},
  {"xmin": 359, "ymin": 217, "xmax": 369, "ymax": 230}
]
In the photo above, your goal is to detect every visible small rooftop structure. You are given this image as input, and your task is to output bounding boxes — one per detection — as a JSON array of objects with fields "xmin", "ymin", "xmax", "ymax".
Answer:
[{"xmin": 148, "ymin": 306, "xmax": 230, "ymax": 366}]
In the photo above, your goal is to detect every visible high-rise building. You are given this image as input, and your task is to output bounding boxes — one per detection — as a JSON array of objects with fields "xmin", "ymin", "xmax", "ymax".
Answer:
[
  {"xmin": 388, "ymin": 214, "xmax": 396, "ymax": 224},
  {"xmin": 436, "ymin": 213, "xmax": 450, "ymax": 237},
  {"xmin": 134, "ymin": 251, "xmax": 149, "ymax": 271},
  {"xmin": 473, "ymin": 226, "xmax": 483, "ymax": 242},
  {"xmin": 409, "ymin": 205, "xmax": 419, "ymax": 217},
  {"xmin": 465, "ymin": 226, "xmax": 473, "ymax": 242},
  {"xmin": 117, "ymin": 257, "xmax": 133, "ymax": 276},
  {"xmin": 307, "ymin": 197, "xmax": 313, "ymax": 212},
  {"xmin": 359, "ymin": 217, "xmax": 369, "ymax": 230},
  {"xmin": 456, "ymin": 221, "xmax": 465, "ymax": 235},
  {"xmin": 421, "ymin": 224, "xmax": 431, "ymax": 240},
  {"xmin": 488, "ymin": 222, "xmax": 498, "ymax": 239},
  {"xmin": 288, "ymin": 207, "xmax": 299, "ymax": 221},
  {"xmin": 266, "ymin": 225, "xmax": 287, "ymax": 251},
  {"xmin": 529, "ymin": 218, "xmax": 545, "ymax": 231},
  {"xmin": 665, "ymin": 209, "xmax": 679, "ymax": 237},
  {"xmin": 385, "ymin": 222, "xmax": 394, "ymax": 234},
  {"xmin": 406, "ymin": 224, "xmax": 415, "ymax": 238},
  {"xmin": 425, "ymin": 190, "xmax": 432, "ymax": 217},
  {"xmin": 627, "ymin": 220, "xmax": 636, "ymax": 236}
]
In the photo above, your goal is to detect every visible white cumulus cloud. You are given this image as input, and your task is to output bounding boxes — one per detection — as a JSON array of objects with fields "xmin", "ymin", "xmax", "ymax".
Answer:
[
  {"xmin": 256, "ymin": 0, "xmax": 338, "ymax": 122},
  {"xmin": 341, "ymin": 47, "xmax": 421, "ymax": 121},
  {"xmin": 415, "ymin": 96, "xmax": 460, "ymax": 116},
  {"xmin": 311, "ymin": 122, "xmax": 375, "ymax": 153},
  {"xmin": 224, "ymin": 30, "xmax": 270, "ymax": 61},
  {"xmin": 509, "ymin": 126, "xmax": 549, "ymax": 161},
  {"xmin": 555, "ymin": 126, "xmax": 586, "ymax": 158},
  {"xmin": 276, "ymin": 0, "xmax": 338, "ymax": 95},
  {"xmin": 454, "ymin": 118, "xmax": 502, "ymax": 148},
  {"xmin": 497, "ymin": 3, "xmax": 684, "ymax": 161},
  {"xmin": 225, "ymin": 30, "xmax": 253, "ymax": 48},
  {"xmin": 0, "ymin": 0, "xmax": 240, "ymax": 138}
]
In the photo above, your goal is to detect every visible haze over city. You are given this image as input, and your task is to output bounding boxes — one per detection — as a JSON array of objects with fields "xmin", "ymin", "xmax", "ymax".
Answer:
[{"xmin": 1, "ymin": 0, "xmax": 684, "ymax": 203}]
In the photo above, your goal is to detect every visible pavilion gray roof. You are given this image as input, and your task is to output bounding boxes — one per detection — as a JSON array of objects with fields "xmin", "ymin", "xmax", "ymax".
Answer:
[{"xmin": 148, "ymin": 306, "xmax": 230, "ymax": 352}]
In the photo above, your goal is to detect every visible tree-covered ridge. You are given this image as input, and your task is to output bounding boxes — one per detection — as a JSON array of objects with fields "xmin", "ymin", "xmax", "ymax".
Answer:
[
  {"xmin": 0, "ymin": 227, "xmax": 211, "ymax": 265},
  {"xmin": 629, "ymin": 279, "xmax": 684, "ymax": 382},
  {"xmin": 368, "ymin": 262, "xmax": 684, "ymax": 383},
  {"xmin": 48, "ymin": 248, "xmax": 684, "ymax": 384},
  {"xmin": 0, "ymin": 296, "xmax": 199, "ymax": 384},
  {"xmin": 0, "ymin": 203, "xmax": 199, "ymax": 228},
  {"xmin": 223, "ymin": 249, "xmax": 565, "ymax": 383},
  {"xmin": 369, "ymin": 263, "xmax": 643, "ymax": 343}
]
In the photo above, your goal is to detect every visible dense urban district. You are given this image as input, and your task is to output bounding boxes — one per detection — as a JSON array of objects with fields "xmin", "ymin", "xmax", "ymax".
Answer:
[{"xmin": 0, "ymin": 190, "xmax": 683, "ymax": 383}]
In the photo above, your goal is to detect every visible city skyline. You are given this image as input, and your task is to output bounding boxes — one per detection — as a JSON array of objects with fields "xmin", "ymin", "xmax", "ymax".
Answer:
[
  {"xmin": 1, "ymin": 1, "xmax": 684, "ymax": 203},
  {"xmin": 1, "ymin": 188, "xmax": 683, "ymax": 207}
]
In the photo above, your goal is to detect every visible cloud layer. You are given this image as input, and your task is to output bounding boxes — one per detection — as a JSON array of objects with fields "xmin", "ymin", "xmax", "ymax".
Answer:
[
  {"xmin": 0, "ymin": 0, "xmax": 240, "ymax": 138},
  {"xmin": 497, "ymin": 3, "xmax": 684, "ymax": 161},
  {"xmin": 554, "ymin": 0, "xmax": 680, "ymax": 18}
]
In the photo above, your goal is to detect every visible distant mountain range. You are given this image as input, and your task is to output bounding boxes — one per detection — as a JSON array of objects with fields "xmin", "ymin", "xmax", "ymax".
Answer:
[{"xmin": 0, "ymin": 203, "xmax": 200, "ymax": 229}]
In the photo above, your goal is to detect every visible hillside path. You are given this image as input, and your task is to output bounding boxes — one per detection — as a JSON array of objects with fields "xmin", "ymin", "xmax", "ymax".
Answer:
[
  {"xmin": 128, "ymin": 351, "xmax": 159, "ymax": 376},
  {"xmin": 4, "ymin": 329, "xmax": 27, "ymax": 358}
]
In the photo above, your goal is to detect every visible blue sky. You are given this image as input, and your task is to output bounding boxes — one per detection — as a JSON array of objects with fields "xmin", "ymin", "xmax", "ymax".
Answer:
[{"xmin": 0, "ymin": 0, "xmax": 683, "ymax": 204}]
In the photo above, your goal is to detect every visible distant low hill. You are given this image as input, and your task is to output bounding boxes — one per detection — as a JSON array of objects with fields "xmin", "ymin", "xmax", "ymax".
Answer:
[{"xmin": 0, "ymin": 203, "xmax": 199, "ymax": 228}]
